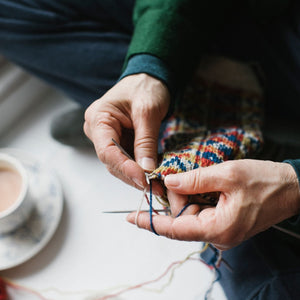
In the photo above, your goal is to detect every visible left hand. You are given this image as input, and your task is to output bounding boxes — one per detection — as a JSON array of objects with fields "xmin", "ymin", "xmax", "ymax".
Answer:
[
  {"xmin": 127, "ymin": 159, "xmax": 300, "ymax": 250},
  {"xmin": 84, "ymin": 74, "xmax": 170, "ymax": 193}
]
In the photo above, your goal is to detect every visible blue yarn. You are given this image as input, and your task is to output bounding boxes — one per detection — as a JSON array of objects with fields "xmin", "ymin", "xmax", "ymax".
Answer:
[
  {"xmin": 150, "ymin": 192, "xmax": 214, "ymax": 235},
  {"xmin": 148, "ymin": 183, "xmax": 222, "ymax": 298},
  {"xmin": 149, "ymin": 180, "xmax": 159, "ymax": 236},
  {"xmin": 207, "ymin": 245, "xmax": 219, "ymax": 267},
  {"xmin": 203, "ymin": 246, "xmax": 222, "ymax": 299},
  {"xmin": 175, "ymin": 202, "xmax": 194, "ymax": 217},
  {"xmin": 149, "ymin": 186, "xmax": 214, "ymax": 235},
  {"xmin": 207, "ymin": 252, "xmax": 218, "ymax": 267},
  {"xmin": 204, "ymin": 267, "xmax": 221, "ymax": 300}
]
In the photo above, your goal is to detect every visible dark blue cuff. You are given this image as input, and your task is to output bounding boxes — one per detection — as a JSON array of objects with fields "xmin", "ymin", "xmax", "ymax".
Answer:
[
  {"xmin": 119, "ymin": 54, "xmax": 176, "ymax": 95},
  {"xmin": 277, "ymin": 159, "xmax": 300, "ymax": 234},
  {"xmin": 284, "ymin": 159, "xmax": 300, "ymax": 186},
  {"xmin": 119, "ymin": 54, "xmax": 177, "ymax": 117}
]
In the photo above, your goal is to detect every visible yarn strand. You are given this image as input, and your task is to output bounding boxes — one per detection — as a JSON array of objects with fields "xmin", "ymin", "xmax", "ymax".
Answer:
[
  {"xmin": 98, "ymin": 244, "xmax": 209, "ymax": 300},
  {"xmin": 135, "ymin": 186, "xmax": 147, "ymax": 228},
  {"xmin": 149, "ymin": 180, "xmax": 159, "ymax": 235}
]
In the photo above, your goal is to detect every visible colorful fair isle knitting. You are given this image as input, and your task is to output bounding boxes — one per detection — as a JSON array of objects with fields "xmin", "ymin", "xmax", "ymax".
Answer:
[{"xmin": 149, "ymin": 57, "xmax": 264, "ymax": 204}]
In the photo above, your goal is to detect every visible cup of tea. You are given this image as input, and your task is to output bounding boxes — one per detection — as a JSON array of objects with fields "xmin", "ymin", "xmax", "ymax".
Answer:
[{"xmin": 0, "ymin": 153, "xmax": 33, "ymax": 234}]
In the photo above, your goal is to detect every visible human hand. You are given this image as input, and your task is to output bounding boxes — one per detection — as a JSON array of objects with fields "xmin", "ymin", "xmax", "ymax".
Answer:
[
  {"xmin": 84, "ymin": 73, "xmax": 170, "ymax": 191},
  {"xmin": 127, "ymin": 159, "xmax": 300, "ymax": 250}
]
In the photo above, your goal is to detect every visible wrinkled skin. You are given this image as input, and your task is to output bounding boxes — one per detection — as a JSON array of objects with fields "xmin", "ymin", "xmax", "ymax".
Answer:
[
  {"xmin": 127, "ymin": 159, "xmax": 300, "ymax": 250},
  {"xmin": 84, "ymin": 73, "xmax": 170, "ymax": 194},
  {"xmin": 84, "ymin": 74, "xmax": 300, "ymax": 250}
]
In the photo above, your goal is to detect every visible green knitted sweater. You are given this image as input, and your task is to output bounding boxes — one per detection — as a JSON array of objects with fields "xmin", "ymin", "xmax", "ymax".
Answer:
[{"xmin": 123, "ymin": 0, "xmax": 290, "ymax": 87}]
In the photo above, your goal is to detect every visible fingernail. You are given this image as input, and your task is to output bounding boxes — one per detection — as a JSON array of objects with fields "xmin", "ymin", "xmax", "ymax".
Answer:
[
  {"xmin": 164, "ymin": 174, "xmax": 180, "ymax": 187},
  {"xmin": 139, "ymin": 157, "xmax": 156, "ymax": 172},
  {"xmin": 132, "ymin": 177, "xmax": 145, "ymax": 189}
]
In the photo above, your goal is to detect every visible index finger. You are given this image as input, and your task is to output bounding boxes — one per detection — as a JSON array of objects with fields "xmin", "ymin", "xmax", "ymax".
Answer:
[{"xmin": 91, "ymin": 120, "xmax": 148, "ymax": 188}]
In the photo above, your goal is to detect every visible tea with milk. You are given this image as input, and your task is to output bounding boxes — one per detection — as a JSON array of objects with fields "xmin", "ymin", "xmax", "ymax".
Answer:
[{"xmin": 0, "ymin": 167, "xmax": 22, "ymax": 213}]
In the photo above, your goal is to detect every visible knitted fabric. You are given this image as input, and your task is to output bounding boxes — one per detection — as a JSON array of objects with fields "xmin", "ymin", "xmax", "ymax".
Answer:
[{"xmin": 149, "ymin": 58, "xmax": 264, "ymax": 193}]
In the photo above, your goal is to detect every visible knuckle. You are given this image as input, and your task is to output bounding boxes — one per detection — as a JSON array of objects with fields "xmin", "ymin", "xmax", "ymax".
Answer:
[
  {"xmin": 83, "ymin": 121, "xmax": 89, "ymax": 136},
  {"xmin": 94, "ymin": 111, "xmax": 112, "ymax": 126},
  {"xmin": 84, "ymin": 99, "xmax": 101, "ymax": 122},
  {"xmin": 188, "ymin": 170, "xmax": 201, "ymax": 192},
  {"xmin": 106, "ymin": 165, "xmax": 115, "ymax": 176},
  {"xmin": 106, "ymin": 154, "xmax": 130, "ymax": 180},
  {"xmin": 135, "ymin": 135, "xmax": 157, "ymax": 150},
  {"xmin": 84, "ymin": 106, "xmax": 92, "ymax": 123},
  {"xmin": 105, "ymin": 159, "xmax": 123, "ymax": 178},
  {"xmin": 138, "ymin": 105, "xmax": 152, "ymax": 119},
  {"xmin": 167, "ymin": 225, "xmax": 178, "ymax": 240},
  {"xmin": 133, "ymin": 101, "xmax": 164, "ymax": 122},
  {"xmin": 166, "ymin": 220, "xmax": 188, "ymax": 241},
  {"xmin": 96, "ymin": 144, "xmax": 117, "ymax": 166},
  {"xmin": 117, "ymin": 160, "xmax": 128, "ymax": 177},
  {"xmin": 222, "ymin": 162, "xmax": 240, "ymax": 183},
  {"xmin": 95, "ymin": 111, "xmax": 123, "ymax": 137},
  {"xmin": 96, "ymin": 146, "xmax": 109, "ymax": 164},
  {"xmin": 85, "ymin": 100, "xmax": 122, "ymax": 129}
]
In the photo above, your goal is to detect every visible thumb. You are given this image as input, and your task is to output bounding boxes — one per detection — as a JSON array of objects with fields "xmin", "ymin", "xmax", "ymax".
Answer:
[
  {"xmin": 134, "ymin": 113, "xmax": 161, "ymax": 172},
  {"xmin": 164, "ymin": 164, "xmax": 227, "ymax": 194}
]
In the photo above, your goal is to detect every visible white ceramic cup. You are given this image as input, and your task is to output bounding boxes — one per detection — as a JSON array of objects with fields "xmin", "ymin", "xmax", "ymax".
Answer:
[{"xmin": 0, "ymin": 153, "xmax": 33, "ymax": 234}]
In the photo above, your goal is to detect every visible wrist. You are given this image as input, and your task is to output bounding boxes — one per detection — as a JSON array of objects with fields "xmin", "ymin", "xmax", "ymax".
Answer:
[
  {"xmin": 121, "ymin": 72, "xmax": 170, "ymax": 98},
  {"xmin": 119, "ymin": 54, "xmax": 176, "ymax": 118},
  {"xmin": 120, "ymin": 54, "xmax": 176, "ymax": 97},
  {"xmin": 118, "ymin": 73, "xmax": 170, "ymax": 121}
]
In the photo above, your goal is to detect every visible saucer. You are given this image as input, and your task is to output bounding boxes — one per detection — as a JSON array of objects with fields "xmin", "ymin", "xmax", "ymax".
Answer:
[{"xmin": 0, "ymin": 148, "xmax": 63, "ymax": 270}]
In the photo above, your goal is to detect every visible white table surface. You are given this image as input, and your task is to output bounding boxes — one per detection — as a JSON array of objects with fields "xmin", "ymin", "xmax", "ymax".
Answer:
[{"xmin": 0, "ymin": 89, "xmax": 227, "ymax": 300}]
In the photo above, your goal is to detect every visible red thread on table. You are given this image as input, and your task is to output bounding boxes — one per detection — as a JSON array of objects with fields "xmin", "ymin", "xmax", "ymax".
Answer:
[
  {"xmin": 97, "ymin": 257, "xmax": 211, "ymax": 300},
  {"xmin": 1, "ymin": 277, "xmax": 48, "ymax": 300}
]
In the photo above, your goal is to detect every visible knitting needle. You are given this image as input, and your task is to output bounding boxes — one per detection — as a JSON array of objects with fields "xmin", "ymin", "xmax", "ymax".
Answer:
[
  {"xmin": 112, "ymin": 138, "xmax": 134, "ymax": 161},
  {"xmin": 102, "ymin": 202, "xmax": 214, "ymax": 214},
  {"xmin": 111, "ymin": 138, "xmax": 151, "ymax": 183},
  {"xmin": 108, "ymin": 141, "xmax": 231, "ymax": 270},
  {"xmin": 102, "ymin": 209, "xmax": 170, "ymax": 214}
]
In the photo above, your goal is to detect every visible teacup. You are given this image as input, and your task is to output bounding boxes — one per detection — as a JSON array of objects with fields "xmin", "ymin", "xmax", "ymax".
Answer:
[{"xmin": 0, "ymin": 153, "xmax": 33, "ymax": 234}]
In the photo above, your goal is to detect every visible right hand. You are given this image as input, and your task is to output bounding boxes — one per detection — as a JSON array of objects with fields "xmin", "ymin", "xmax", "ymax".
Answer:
[
  {"xmin": 127, "ymin": 159, "xmax": 300, "ymax": 250},
  {"xmin": 84, "ymin": 73, "xmax": 170, "ymax": 191}
]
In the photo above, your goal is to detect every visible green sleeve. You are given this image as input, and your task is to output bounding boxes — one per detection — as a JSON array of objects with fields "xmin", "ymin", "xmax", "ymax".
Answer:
[
  {"xmin": 123, "ymin": 0, "xmax": 290, "ymax": 89},
  {"xmin": 123, "ymin": 0, "xmax": 236, "ymax": 88}
]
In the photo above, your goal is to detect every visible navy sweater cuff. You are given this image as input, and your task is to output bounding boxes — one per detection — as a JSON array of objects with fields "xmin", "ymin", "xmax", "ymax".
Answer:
[
  {"xmin": 277, "ymin": 159, "xmax": 300, "ymax": 235},
  {"xmin": 119, "ymin": 54, "xmax": 176, "ymax": 95},
  {"xmin": 284, "ymin": 159, "xmax": 300, "ymax": 184}
]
